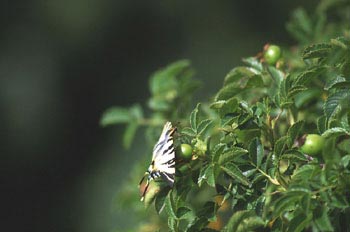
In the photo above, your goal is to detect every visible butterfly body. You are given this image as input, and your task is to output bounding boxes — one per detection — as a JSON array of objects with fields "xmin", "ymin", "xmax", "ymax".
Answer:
[{"xmin": 140, "ymin": 122, "xmax": 176, "ymax": 201}]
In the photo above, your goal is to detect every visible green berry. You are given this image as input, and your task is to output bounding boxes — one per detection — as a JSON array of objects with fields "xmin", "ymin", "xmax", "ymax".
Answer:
[
  {"xmin": 300, "ymin": 134, "xmax": 325, "ymax": 156},
  {"xmin": 264, "ymin": 44, "xmax": 282, "ymax": 65},
  {"xmin": 179, "ymin": 144, "xmax": 193, "ymax": 159}
]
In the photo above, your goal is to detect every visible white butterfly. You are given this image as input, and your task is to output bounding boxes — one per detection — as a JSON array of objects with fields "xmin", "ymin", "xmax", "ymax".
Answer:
[{"xmin": 139, "ymin": 121, "xmax": 176, "ymax": 201}]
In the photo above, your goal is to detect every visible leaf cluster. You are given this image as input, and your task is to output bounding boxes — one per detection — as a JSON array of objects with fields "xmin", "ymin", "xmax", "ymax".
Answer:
[{"xmin": 102, "ymin": 1, "xmax": 350, "ymax": 231}]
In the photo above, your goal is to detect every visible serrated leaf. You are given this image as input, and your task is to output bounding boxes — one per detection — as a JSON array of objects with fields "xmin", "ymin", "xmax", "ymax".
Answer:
[
  {"xmin": 100, "ymin": 107, "xmax": 131, "ymax": 126},
  {"xmin": 287, "ymin": 211, "xmax": 312, "ymax": 232},
  {"xmin": 267, "ymin": 66, "xmax": 285, "ymax": 84},
  {"xmin": 198, "ymin": 165, "xmax": 215, "ymax": 187},
  {"xmin": 215, "ymin": 82, "xmax": 243, "ymax": 101},
  {"xmin": 329, "ymin": 192, "xmax": 349, "ymax": 209},
  {"xmin": 197, "ymin": 119, "xmax": 213, "ymax": 137},
  {"xmin": 324, "ymin": 89, "xmax": 350, "ymax": 121},
  {"xmin": 223, "ymin": 66, "xmax": 256, "ymax": 85},
  {"xmin": 281, "ymin": 149, "xmax": 308, "ymax": 161},
  {"xmin": 295, "ymin": 88, "xmax": 323, "ymax": 108},
  {"xmin": 212, "ymin": 143, "xmax": 226, "ymax": 163},
  {"xmin": 181, "ymin": 127, "xmax": 197, "ymax": 137},
  {"xmin": 221, "ymin": 163, "xmax": 250, "ymax": 186},
  {"xmin": 330, "ymin": 36, "xmax": 349, "ymax": 49},
  {"xmin": 218, "ymin": 97, "xmax": 239, "ymax": 118},
  {"xmin": 242, "ymin": 57, "xmax": 263, "ymax": 72},
  {"xmin": 288, "ymin": 85, "xmax": 307, "ymax": 98},
  {"xmin": 274, "ymin": 136, "xmax": 290, "ymax": 157},
  {"xmin": 287, "ymin": 121, "xmax": 305, "ymax": 146},
  {"xmin": 187, "ymin": 217, "xmax": 209, "ymax": 232},
  {"xmin": 324, "ymin": 75, "xmax": 346, "ymax": 90},
  {"xmin": 273, "ymin": 193, "xmax": 301, "ymax": 217},
  {"xmin": 190, "ymin": 103, "xmax": 200, "ymax": 131},
  {"xmin": 223, "ymin": 210, "xmax": 263, "ymax": 232},
  {"xmin": 317, "ymin": 115, "xmax": 327, "ymax": 134},
  {"xmin": 176, "ymin": 206, "xmax": 192, "ymax": 219},
  {"xmin": 123, "ymin": 122, "xmax": 138, "ymax": 149},
  {"xmin": 249, "ymin": 138, "xmax": 263, "ymax": 168},
  {"xmin": 168, "ymin": 217, "xmax": 176, "ymax": 232},
  {"xmin": 246, "ymin": 74, "xmax": 264, "ymax": 88},
  {"xmin": 210, "ymin": 100, "xmax": 226, "ymax": 109},
  {"xmin": 302, "ymin": 43, "xmax": 332, "ymax": 59},
  {"xmin": 294, "ymin": 66, "xmax": 326, "ymax": 85},
  {"xmin": 313, "ymin": 205, "xmax": 334, "ymax": 232},
  {"xmin": 150, "ymin": 60, "xmax": 189, "ymax": 95},
  {"xmin": 155, "ymin": 187, "xmax": 171, "ymax": 214},
  {"xmin": 218, "ymin": 147, "xmax": 248, "ymax": 165},
  {"xmin": 198, "ymin": 201, "xmax": 217, "ymax": 220},
  {"xmin": 341, "ymin": 155, "xmax": 350, "ymax": 168},
  {"xmin": 165, "ymin": 192, "xmax": 177, "ymax": 219},
  {"xmin": 322, "ymin": 127, "xmax": 350, "ymax": 138}
]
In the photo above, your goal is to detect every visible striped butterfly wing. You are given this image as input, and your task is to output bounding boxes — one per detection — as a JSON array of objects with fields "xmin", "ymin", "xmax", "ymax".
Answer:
[
  {"xmin": 152, "ymin": 121, "xmax": 176, "ymax": 186},
  {"xmin": 139, "ymin": 122, "xmax": 176, "ymax": 201}
]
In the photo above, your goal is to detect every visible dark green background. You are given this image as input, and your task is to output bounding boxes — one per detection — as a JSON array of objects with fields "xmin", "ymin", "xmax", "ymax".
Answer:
[{"xmin": 1, "ymin": 1, "xmax": 317, "ymax": 231}]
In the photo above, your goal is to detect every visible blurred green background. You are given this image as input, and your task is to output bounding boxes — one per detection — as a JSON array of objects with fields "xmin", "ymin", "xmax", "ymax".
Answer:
[{"xmin": 1, "ymin": 1, "xmax": 318, "ymax": 231}]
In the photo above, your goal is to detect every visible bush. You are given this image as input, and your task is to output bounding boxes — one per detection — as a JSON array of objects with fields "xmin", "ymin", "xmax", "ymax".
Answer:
[{"xmin": 101, "ymin": 1, "xmax": 350, "ymax": 231}]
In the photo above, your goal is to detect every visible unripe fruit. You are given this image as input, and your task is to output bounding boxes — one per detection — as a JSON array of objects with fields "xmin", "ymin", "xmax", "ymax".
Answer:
[
  {"xmin": 300, "ymin": 134, "xmax": 325, "ymax": 156},
  {"xmin": 264, "ymin": 44, "xmax": 282, "ymax": 65},
  {"xmin": 179, "ymin": 144, "xmax": 193, "ymax": 159}
]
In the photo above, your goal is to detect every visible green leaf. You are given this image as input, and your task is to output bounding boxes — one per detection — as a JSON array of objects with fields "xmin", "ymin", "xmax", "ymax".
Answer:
[
  {"xmin": 198, "ymin": 201, "xmax": 217, "ymax": 221},
  {"xmin": 273, "ymin": 193, "xmax": 302, "ymax": 217},
  {"xmin": 100, "ymin": 107, "xmax": 131, "ymax": 126},
  {"xmin": 150, "ymin": 60, "xmax": 190, "ymax": 95},
  {"xmin": 249, "ymin": 138, "xmax": 264, "ymax": 168},
  {"xmin": 215, "ymin": 82, "xmax": 243, "ymax": 101},
  {"xmin": 286, "ymin": 211, "xmax": 312, "ymax": 232},
  {"xmin": 329, "ymin": 192, "xmax": 349, "ymax": 209},
  {"xmin": 286, "ymin": 8, "xmax": 313, "ymax": 44},
  {"xmin": 223, "ymin": 66, "xmax": 256, "ymax": 85},
  {"xmin": 165, "ymin": 192, "xmax": 177, "ymax": 219},
  {"xmin": 302, "ymin": 43, "xmax": 332, "ymax": 59},
  {"xmin": 313, "ymin": 205, "xmax": 334, "ymax": 232},
  {"xmin": 324, "ymin": 75, "xmax": 346, "ymax": 90},
  {"xmin": 322, "ymin": 127, "xmax": 350, "ymax": 139},
  {"xmin": 324, "ymin": 89, "xmax": 350, "ymax": 121},
  {"xmin": 190, "ymin": 103, "xmax": 200, "ymax": 131},
  {"xmin": 168, "ymin": 217, "xmax": 176, "ymax": 232},
  {"xmin": 187, "ymin": 217, "xmax": 209, "ymax": 232},
  {"xmin": 317, "ymin": 115, "xmax": 327, "ymax": 134},
  {"xmin": 218, "ymin": 97, "xmax": 239, "ymax": 118},
  {"xmin": 210, "ymin": 100, "xmax": 226, "ymax": 109},
  {"xmin": 223, "ymin": 210, "xmax": 264, "ymax": 232},
  {"xmin": 212, "ymin": 143, "xmax": 226, "ymax": 163},
  {"xmin": 221, "ymin": 163, "xmax": 250, "ymax": 186},
  {"xmin": 242, "ymin": 57, "xmax": 263, "ymax": 72},
  {"xmin": 155, "ymin": 187, "xmax": 171, "ymax": 214},
  {"xmin": 181, "ymin": 127, "xmax": 197, "ymax": 137},
  {"xmin": 287, "ymin": 121, "xmax": 305, "ymax": 147},
  {"xmin": 274, "ymin": 136, "xmax": 290, "ymax": 157},
  {"xmin": 218, "ymin": 147, "xmax": 248, "ymax": 165},
  {"xmin": 198, "ymin": 165, "xmax": 215, "ymax": 187},
  {"xmin": 294, "ymin": 66, "xmax": 326, "ymax": 85},
  {"xmin": 341, "ymin": 155, "xmax": 350, "ymax": 168},
  {"xmin": 123, "ymin": 122, "xmax": 138, "ymax": 149},
  {"xmin": 176, "ymin": 206, "xmax": 192, "ymax": 219},
  {"xmin": 281, "ymin": 149, "xmax": 308, "ymax": 162},
  {"xmin": 330, "ymin": 36, "xmax": 349, "ymax": 49},
  {"xmin": 197, "ymin": 119, "xmax": 213, "ymax": 137}
]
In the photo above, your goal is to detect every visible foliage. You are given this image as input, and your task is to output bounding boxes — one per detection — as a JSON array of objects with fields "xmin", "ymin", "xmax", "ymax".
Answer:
[{"xmin": 101, "ymin": 1, "xmax": 350, "ymax": 231}]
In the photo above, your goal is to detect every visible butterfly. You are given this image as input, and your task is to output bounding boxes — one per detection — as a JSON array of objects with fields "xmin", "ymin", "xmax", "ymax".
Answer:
[{"xmin": 139, "ymin": 121, "xmax": 176, "ymax": 201}]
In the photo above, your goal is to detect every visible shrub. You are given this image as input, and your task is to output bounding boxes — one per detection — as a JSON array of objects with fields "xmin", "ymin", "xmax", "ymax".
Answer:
[{"xmin": 101, "ymin": 1, "xmax": 350, "ymax": 231}]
